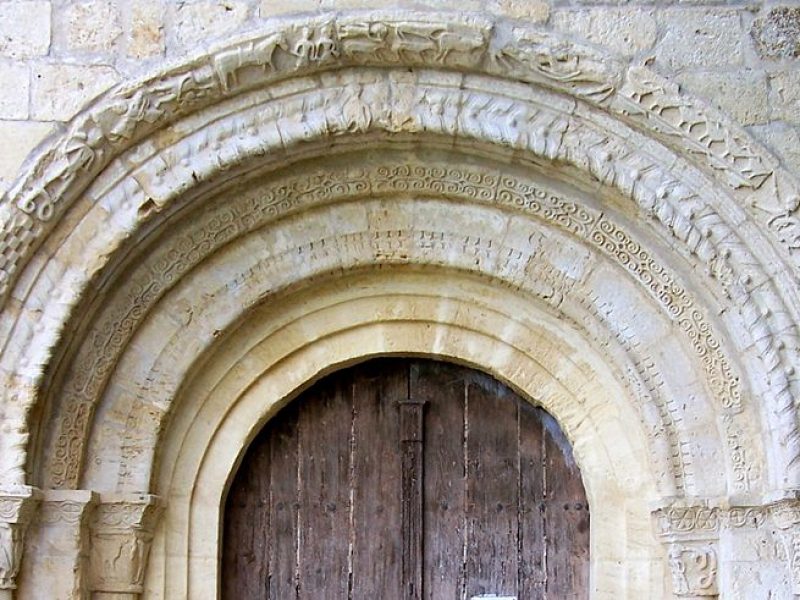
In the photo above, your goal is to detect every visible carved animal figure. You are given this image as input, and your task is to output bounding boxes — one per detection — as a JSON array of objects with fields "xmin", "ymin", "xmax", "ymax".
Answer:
[
  {"xmin": 214, "ymin": 33, "xmax": 288, "ymax": 92},
  {"xmin": 338, "ymin": 22, "xmax": 389, "ymax": 58},
  {"xmin": 430, "ymin": 29, "xmax": 486, "ymax": 62},
  {"xmin": 390, "ymin": 23, "xmax": 441, "ymax": 61}
]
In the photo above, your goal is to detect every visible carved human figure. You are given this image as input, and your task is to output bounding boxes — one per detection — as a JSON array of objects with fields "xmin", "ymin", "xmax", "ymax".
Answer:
[{"xmin": 668, "ymin": 544, "xmax": 719, "ymax": 597}]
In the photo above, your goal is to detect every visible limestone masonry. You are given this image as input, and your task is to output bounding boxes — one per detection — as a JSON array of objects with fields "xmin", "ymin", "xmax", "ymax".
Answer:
[{"xmin": 0, "ymin": 1, "xmax": 799, "ymax": 598}]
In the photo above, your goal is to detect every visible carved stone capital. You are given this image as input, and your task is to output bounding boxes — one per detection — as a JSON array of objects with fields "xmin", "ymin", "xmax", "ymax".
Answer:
[
  {"xmin": 770, "ymin": 498, "xmax": 800, "ymax": 595},
  {"xmin": 0, "ymin": 486, "xmax": 41, "ymax": 590},
  {"xmin": 653, "ymin": 501, "xmax": 720, "ymax": 597},
  {"xmin": 89, "ymin": 495, "xmax": 163, "ymax": 595},
  {"xmin": 667, "ymin": 541, "xmax": 720, "ymax": 597}
]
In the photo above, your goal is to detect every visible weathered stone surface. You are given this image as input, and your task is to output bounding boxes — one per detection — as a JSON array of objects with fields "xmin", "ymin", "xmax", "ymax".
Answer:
[
  {"xmin": 551, "ymin": 8, "xmax": 656, "ymax": 57},
  {"xmin": 678, "ymin": 69, "xmax": 770, "ymax": 126},
  {"xmin": 262, "ymin": 0, "xmax": 321, "ymax": 13},
  {"xmin": 0, "ymin": 64, "xmax": 29, "ymax": 120},
  {"xmin": 0, "ymin": 1, "xmax": 51, "ymax": 59},
  {"xmin": 31, "ymin": 63, "xmax": 119, "ymax": 121},
  {"xmin": 656, "ymin": 9, "xmax": 745, "ymax": 69},
  {"xmin": 0, "ymin": 5, "xmax": 799, "ymax": 600},
  {"xmin": 173, "ymin": 1, "xmax": 251, "ymax": 50},
  {"xmin": 0, "ymin": 120, "xmax": 54, "ymax": 181},
  {"xmin": 751, "ymin": 6, "xmax": 800, "ymax": 60},
  {"xmin": 749, "ymin": 122, "xmax": 800, "ymax": 175},
  {"xmin": 769, "ymin": 70, "xmax": 800, "ymax": 125},
  {"xmin": 488, "ymin": 0, "xmax": 550, "ymax": 22},
  {"xmin": 62, "ymin": 0, "xmax": 122, "ymax": 53},
  {"xmin": 126, "ymin": 0, "xmax": 165, "ymax": 59}
]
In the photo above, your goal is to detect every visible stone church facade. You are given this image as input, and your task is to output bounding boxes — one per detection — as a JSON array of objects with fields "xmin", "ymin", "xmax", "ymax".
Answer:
[{"xmin": 0, "ymin": 1, "xmax": 800, "ymax": 598}]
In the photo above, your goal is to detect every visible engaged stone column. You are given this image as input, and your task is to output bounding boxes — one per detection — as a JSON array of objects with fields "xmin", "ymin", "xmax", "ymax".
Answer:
[
  {"xmin": 89, "ymin": 495, "xmax": 163, "ymax": 600},
  {"xmin": 771, "ymin": 497, "xmax": 800, "ymax": 597},
  {"xmin": 0, "ymin": 486, "xmax": 40, "ymax": 600},
  {"xmin": 653, "ymin": 502, "xmax": 720, "ymax": 598},
  {"xmin": 21, "ymin": 490, "xmax": 97, "ymax": 599}
]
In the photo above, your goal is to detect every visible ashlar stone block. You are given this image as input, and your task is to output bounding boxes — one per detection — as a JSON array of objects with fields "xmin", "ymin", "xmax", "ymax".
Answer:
[
  {"xmin": 31, "ymin": 63, "xmax": 119, "ymax": 122},
  {"xmin": 127, "ymin": 0, "xmax": 165, "ymax": 59},
  {"xmin": 63, "ymin": 0, "xmax": 122, "ymax": 53},
  {"xmin": 0, "ymin": 63, "xmax": 29, "ymax": 120},
  {"xmin": 0, "ymin": 120, "xmax": 54, "ymax": 182},
  {"xmin": 656, "ymin": 9, "xmax": 745, "ymax": 69},
  {"xmin": 769, "ymin": 70, "xmax": 800, "ymax": 126},
  {"xmin": 173, "ymin": 1, "xmax": 250, "ymax": 50},
  {"xmin": 0, "ymin": 2, "xmax": 51, "ymax": 59},
  {"xmin": 551, "ymin": 8, "xmax": 657, "ymax": 57},
  {"xmin": 678, "ymin": 69, "xmax": 770, "ymax": 126}
]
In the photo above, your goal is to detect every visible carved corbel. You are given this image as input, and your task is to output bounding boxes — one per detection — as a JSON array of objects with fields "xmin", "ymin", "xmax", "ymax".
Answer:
[
  {"xmin": 89, "ymin": 495, "xmax": 163, "ymax": 599},
  {"xmin": 653, "ymin": 503, "xmax": 720, "ymax": 598},
  {"xmin": 0, "ymin": 486, "xmax": 41, "ymax": 592},
  {"xmin": 771, "ymin": 498, "xmax": 800, "ymax": 595}
]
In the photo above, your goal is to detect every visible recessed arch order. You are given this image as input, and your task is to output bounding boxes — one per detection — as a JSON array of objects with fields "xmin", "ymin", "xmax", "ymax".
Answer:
[{"xmin": 1, "ymin": 10, "xmax": 800, "ymax": 600}]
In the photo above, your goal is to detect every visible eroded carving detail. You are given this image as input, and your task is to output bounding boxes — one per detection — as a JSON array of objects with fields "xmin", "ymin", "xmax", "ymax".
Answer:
[
  {"xmin": 655, "ymin": 503, "xmax": 721, "ymax": 597},
  {"xmin": 0, "ymin": 13, "xmax": 794, "ymax": 313},
  {"xmin": 0, "ymin": 487, "xmax": 41, "ymax": 590},
  {"xmin": 491, "ymin": 29, "xmax": 623, "ymax": 104},
  {"xmin": 45, "ymin": 161, "xmax": 753, "ymax": 493},
  {"xmin": 615, "ymin": 66, "xmax": 773, "ymax": 191},
  {"xmin": 668, "ymin": 544, "xmax": 719, "ymax": 597},
  {"xmin": 772, "ymin": 499, "xmax": 800, "ymax": 595},
  {"xmin": 90, "ymin": 496, "xmax": 163, "ymax": 595}
]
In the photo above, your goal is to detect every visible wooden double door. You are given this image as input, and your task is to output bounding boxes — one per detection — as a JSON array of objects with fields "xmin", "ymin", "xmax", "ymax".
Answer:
[{"xmin": 222, "ymin": 359, "xmax": 589, "ymax": 599}]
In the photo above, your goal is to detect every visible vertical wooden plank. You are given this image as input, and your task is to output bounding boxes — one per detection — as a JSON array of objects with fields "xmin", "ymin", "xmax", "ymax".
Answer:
[
  {"xmin": 399, "ymin": 391, "xmax": 426, "ymax": 600},
  {"xmin": 464, "ymin": 376, "xmax": 520, "ymax": 599},
  {"xmin": 221, "ymin": 422, "xmax": 271, "ymax": 599},
  {"xmin": 518, "ymin": 403, "xmax": 546, "ymax": 600},
  {"xmin": 296, "ymin": 375, "xmax": 352, "ymax": 599},
  {"xmin": 350, "ymin": 360, "xmax": 403, "ymax": 598},
  {"xmin": 543, "ymin": 410, "xmax": 590, "ymax": 599},
  {"xmin": 419, "ymin": 361, "xmax": 467, "ymax": 600},
  {"xmin": 268, "ymin": 401, "xmax": 300, "ymax": 599}
]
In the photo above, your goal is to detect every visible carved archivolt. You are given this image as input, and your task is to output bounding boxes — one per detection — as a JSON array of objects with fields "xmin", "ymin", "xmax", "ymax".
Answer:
[
  {"xmin": 58, "ymin": 158, "xmax": 750, "ymax": 500},
  {"xmin": 0, "ymin": 9, "xmax": 799, "ymax": 599}
]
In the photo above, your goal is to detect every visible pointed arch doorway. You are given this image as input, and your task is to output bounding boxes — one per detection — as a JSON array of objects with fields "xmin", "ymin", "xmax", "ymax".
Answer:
[{"xmin": 222, "ymin": 358, "xmax": 589, "ymax": 598}]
